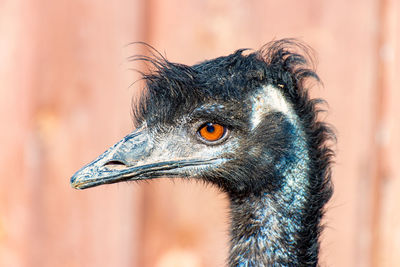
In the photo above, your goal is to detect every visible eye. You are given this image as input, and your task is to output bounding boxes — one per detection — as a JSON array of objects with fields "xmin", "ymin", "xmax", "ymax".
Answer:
[{"xmin": 198, "ymin": 122, "xmax": 227, "ymax": 143}]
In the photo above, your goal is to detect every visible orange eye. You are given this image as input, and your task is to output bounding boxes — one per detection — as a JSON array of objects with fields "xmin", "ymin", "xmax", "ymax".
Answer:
[{"xmin": 198, "ymin": 123, "xmax": 226, "ymax": 142}]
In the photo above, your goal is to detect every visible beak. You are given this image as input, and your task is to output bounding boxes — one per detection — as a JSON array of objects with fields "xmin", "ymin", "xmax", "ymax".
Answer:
[{"xmin": 70, "ymin": 126, "xmax": 216, "ymax": 190}]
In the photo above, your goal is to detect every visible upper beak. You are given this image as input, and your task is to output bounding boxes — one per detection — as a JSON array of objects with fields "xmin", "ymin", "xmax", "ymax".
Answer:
[{"xmin": 70, "ymin": 126, "xmax": 215, "ymax": 190}]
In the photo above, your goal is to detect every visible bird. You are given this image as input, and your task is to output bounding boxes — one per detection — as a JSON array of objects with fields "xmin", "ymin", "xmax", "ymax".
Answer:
[{"xmin": 71, "ymin": 39, "xmax": 334, "ymax": 266}]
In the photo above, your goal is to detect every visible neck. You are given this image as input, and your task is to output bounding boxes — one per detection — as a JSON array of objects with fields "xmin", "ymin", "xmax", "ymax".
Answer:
[{"xmin": 228, "ymin": 127, "xmax": 322, "ymax": 266}]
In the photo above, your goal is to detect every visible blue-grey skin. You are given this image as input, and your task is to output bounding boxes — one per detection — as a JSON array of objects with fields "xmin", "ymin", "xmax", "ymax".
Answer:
[
  {"xmin": 71, "ymin": 40, "xmax": 334, "ymax": 267},
  {"xmin": 230, "ymin": 87, "xmax": 309, "ymax": 265}
]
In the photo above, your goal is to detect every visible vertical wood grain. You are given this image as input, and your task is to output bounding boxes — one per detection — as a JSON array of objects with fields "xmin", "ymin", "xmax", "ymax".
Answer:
[
  {"xmin": 373, "ymin": 0, "xmax": 400, "ymax": 266},
  {"xmin": 0, "ymin": 0, "xmax": 145, "ymax": 266}
]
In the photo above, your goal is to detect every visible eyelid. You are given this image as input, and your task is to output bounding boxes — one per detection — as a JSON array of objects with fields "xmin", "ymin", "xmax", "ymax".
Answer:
[{"xmin": 189, "ymin": 113, "xmax": 244, "ymax": 131}]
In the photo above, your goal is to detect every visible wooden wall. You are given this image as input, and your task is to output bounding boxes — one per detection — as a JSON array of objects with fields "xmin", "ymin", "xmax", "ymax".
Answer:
[{"xmin": 1, "ymin": 0, "xmax": 399, "ymax": 266}]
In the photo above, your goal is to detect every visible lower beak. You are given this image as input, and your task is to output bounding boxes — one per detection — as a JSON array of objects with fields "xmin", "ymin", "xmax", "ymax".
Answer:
[{"xmin": 70, "ymin": 127, "xmax": 215, "ymax": 189}]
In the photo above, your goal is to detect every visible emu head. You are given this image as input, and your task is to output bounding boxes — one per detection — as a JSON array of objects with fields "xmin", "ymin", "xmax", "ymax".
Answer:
[{"xmin": 71, "ymin": 40, "xmax": 320, "ymax": 197}]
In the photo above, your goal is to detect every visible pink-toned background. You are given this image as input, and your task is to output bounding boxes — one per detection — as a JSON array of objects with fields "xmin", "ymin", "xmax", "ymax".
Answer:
[{"xmin": 1, "ymin": 1, "xmax": 399, "ymax": 266}]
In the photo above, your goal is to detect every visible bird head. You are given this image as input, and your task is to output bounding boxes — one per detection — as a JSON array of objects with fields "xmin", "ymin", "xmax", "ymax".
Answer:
[{"xmin": 71, "ymin": 40, "xmax": 318, "ymax": 196}]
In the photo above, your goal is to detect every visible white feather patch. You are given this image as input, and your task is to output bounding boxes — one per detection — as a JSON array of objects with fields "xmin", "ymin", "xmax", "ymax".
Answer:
[{"xmin": 250, "ymin": 84, "xmax": 297, "ymax": 130}]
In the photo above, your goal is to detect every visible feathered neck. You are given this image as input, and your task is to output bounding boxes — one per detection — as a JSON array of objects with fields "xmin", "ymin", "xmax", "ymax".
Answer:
[
  {"xmin": 228, "ymin": 109, "xmax": 323, "ymax": 266},
  {"xmin": 229, "ymin": 188, "xmax": 314, "ymax": 266}
]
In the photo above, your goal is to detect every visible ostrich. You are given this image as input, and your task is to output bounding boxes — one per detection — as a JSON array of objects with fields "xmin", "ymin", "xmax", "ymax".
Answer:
[{"xmin": 71, "ymin": 39, "xmax": 334, "ymax": 266}]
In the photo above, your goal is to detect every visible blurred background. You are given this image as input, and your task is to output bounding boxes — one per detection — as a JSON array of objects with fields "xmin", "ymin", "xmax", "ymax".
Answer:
[{"xmin": 1, "ymin": 0, "xmax": 399, "ymax": 266}]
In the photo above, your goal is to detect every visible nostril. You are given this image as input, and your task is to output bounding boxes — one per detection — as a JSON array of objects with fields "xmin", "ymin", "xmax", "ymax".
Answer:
[
  {"xmin": 105, "ymin": 160, "xmax": 126, "ymax": 166},
  {"xmin": 104, "ymin": 160, "xmax": 128, "ymax": 170}
]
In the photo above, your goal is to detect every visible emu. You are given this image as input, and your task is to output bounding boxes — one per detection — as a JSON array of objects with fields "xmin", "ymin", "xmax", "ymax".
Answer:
[{"xmin": 71, "ymin": 39, "xmax": 334, "ymax": 266}]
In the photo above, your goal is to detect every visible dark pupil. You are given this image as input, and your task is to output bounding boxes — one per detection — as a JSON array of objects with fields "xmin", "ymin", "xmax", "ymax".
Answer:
[{"xmin": 206, "ymin": 124, "xmax": 215, "ymax": 133}]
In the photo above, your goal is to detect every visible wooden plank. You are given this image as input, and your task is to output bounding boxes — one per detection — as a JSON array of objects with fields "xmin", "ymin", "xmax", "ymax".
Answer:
[
  {"xmin": 0, "ymin": 0, "xmax": 145, "ymax": 266},
  {"xmin": 374, "ymin": 0, "xmax": 400, "ymax": 266},
  {"xmin": 0, "ymin": 1, "xmax": 39, "ymax": 265}
]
